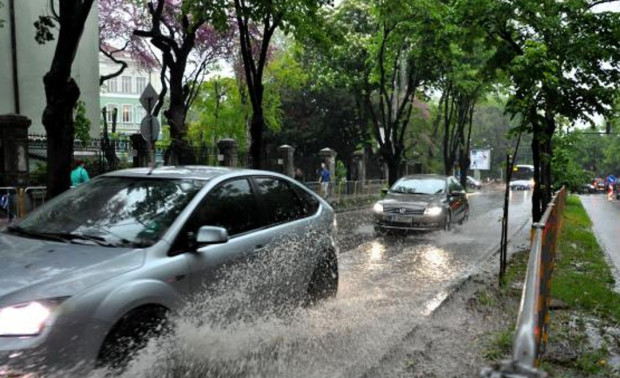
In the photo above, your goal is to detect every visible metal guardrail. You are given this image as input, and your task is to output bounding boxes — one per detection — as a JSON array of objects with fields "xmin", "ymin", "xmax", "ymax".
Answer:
[{"xmin": 481, "ymin": 187, "xmax": 566, "ymax": 378}]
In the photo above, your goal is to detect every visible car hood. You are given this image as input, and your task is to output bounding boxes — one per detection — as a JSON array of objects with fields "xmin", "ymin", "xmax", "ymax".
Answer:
[
  {"xmin": 0, "ymin": 233, "xmax": 145, "ymax": 305},
  {"xmin": 382, "ymin": 192, "xmax": 445, "ymax": 210}
]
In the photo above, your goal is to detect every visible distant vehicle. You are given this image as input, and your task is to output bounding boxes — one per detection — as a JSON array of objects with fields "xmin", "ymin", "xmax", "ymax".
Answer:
[
  {"xmin": 466, "ymin": 176, "xmax": 482, "ymax": 190},
  {"xmin": 372, "ymin": 174, "xmax": 469, "ymax": 234},
  {"xmin": 0, "ymin": 166, "xmax": 338, "ymax": 375},
  {"xmin": 593, "ymin": 177, "xmax": 606, "ymax": 192},
  {"xmin": 509, "ymin": 164, "xmax": 535, "ymax": 190}
]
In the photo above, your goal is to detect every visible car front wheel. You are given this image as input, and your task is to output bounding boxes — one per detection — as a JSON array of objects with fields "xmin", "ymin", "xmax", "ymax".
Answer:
[{"xmin": 305, "ymin": 249, "xmax": 338, "ymax": 306}]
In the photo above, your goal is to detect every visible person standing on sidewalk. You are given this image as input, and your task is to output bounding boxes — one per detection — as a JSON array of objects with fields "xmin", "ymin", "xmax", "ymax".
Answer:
[
  {"xmin": 71, "ymin": 160, "xmax": 90, "ymax": 187},
  {"xmin": 318, "ymin": 162, "xmax": 330, "ymax": 198}
]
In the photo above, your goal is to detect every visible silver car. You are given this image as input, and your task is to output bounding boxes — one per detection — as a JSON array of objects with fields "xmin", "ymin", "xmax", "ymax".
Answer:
[{"xmin": 0, "ymin": 166, "xmax": 338, "ymax": 375}]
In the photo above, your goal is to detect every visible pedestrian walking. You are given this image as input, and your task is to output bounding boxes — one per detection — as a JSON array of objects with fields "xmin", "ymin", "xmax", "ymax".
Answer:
[
  {"xmin": 0, "ymin": 192, "xmax": 15, "ymax": 223},
  {"xmin": 71, "ymin": 159, "xmax": 90, "ymax": 187},
  {"xmin": 318, "ymin": 162, "xmax": 330, "ymax": 198},
  {"xmin": 294, "ymin": 167, "xmax": 305, "ymax": 182}
]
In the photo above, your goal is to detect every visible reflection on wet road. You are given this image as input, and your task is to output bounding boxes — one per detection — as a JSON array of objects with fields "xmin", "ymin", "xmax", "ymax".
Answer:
[{"xmin": 109, "ymin": 188, "xmax": 532, "ymax": 378}]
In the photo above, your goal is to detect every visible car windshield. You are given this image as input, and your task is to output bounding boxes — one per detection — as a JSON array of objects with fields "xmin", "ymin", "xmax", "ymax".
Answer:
[
  {"xmin": 8, "ymin": 176, "xmax": 205, "ymax": 248},
  {"xmin": 389, "ymin": 178, "xmax": 446, "ymax": 195}
]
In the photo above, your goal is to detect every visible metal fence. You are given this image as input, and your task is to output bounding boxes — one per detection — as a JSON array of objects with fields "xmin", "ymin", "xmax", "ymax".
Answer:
[
  {"xmin": 304, "ymin": 179, "xmax": 387, "ymax": 201},
  {"xmin": 482, "ymin": 187, "xmax": 566, "ymax": 378}
]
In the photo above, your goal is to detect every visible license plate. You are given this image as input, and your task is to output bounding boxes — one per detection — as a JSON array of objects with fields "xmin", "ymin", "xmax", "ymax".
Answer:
[{"xmin": 390, "ymin": 214, "xmax": 412, "ymax": 223}]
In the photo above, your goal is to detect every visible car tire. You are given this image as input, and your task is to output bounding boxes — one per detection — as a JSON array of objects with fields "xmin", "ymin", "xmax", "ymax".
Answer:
[
  {"xmin": 96, "ymin": 306, "xmax": 169, "ymax": 372},
  {"xmin": 459, "ymin": 206, "xmax": 469, "ymax": 225},
  {"xmin": 305, "ymin": 249, "xmax": 338, "ymax": 306},
  {"xmin": 443, "ymin": 212, "xmax": 452, "ymax": 231}
]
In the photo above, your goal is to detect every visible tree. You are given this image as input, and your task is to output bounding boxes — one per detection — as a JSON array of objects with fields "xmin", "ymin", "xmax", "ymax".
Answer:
[
  {"xmin": 232, "ymin": 0, "xmax": 331, "ymax": 169},
  {"xmin": 35, "ymin": 0, "xmax": 95, "ymax": 198},
  {"xmin": 98, "ymin": 0, "xmax": 158, "ymax": 86},
  {"xmin": 480, "ymin": 0, "xmax": 620, "ymax": 221},
  {"xmin": 134, "ymin": 0, "xmax": 232, "ymax": 165}
]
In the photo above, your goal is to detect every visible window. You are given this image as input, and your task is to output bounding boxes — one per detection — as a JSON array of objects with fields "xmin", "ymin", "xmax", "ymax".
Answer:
[
  {"xmin": 136, "ymin": 77, "xmax": 147, "ymax": 94},
  {"xmin": 121, "ymin": 76, "xmax": 132, "ymax": 93},
  {"xmin": 192, "ymin": 179, "xmax": 258, "ymax": 236},
  {"xmin": 107, "ymin": 77, "xmax": 118, "ymax": 93},
  {"xmin": 449, "ymin": 177, "xmax": 464, "ymax": 193},
  {"xmin": 122, "ymin": 104, "xmax": 133, "ymax": 123},
  {"xmin": 292, "ymin": 186, "xmax": 319, "ymax": 216},
  {"xmin": 106, "ymin": 104, "xmax": 119, "ymax": 124},
  {"xmin": 254, "ymin": 177, "xmax": 306, "ymax": 226}
]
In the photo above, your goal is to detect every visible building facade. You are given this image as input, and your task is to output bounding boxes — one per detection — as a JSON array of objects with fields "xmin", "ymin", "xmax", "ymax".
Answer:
[
  {"xmin": 0, "ymin": 0, "xmax": 100, "ymax": 136},
  {"xmin": 99, "ymin": 52, "xmax": 162, "ymax": 137}
]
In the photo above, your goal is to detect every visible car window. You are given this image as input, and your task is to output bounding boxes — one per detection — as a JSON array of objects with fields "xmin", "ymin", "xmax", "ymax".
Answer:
[
  {"xmin": 187, "ymin": 178, "xmax": 259, "ymax": 237},
  {"xmin": 11, "ymin": 177, "xmax": 204, "ymax": 248},
  {"xmin": 253, "ymin": 177, "xmax": 307, "ymax": 226},
  {"xmin": 390, "ymin": 178, "xmax": 446, "ymax": 195},
  {"xmin": 449, "ymin": 177, "xmax": 464, "ymax": 192},
  {"xmin": 293, "ymin": 186, "xmax": 320, "ymax": 216}
]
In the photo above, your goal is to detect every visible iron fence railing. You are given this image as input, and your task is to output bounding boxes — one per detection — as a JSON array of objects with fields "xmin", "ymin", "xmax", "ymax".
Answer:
[
  {"xmin": 481, "ymin": 187, "xmax": 566, "ymax": 378},
  {"xmin": 303, "ymin": 179, "xmax": 387, "ymax": 201}
]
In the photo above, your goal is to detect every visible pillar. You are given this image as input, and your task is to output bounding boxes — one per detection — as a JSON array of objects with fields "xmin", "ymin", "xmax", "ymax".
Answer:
[
  {"xmin": 217, "ymin": 139, "xmax": 238, "ymax": 167},
  {"xmin": 353, "ymin": 150, "xmax": 366, "ymax": 193},
  {"xmin": 277, "ymin": 144, "xmax": 295, "ymax": 177},
  {"xmin": 0, "ymin": 114, "xmax": 31, "ymax": 186}
]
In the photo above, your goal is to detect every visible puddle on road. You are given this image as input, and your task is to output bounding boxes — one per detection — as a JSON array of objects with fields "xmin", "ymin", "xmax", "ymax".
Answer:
[{"xmin": 82, "ymin": 236, "xmax": 469, "ymax": 378}]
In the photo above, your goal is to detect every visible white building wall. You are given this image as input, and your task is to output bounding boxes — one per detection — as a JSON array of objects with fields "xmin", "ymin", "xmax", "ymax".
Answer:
[{"xmin": 0, "ymin": 1, "xmax": 100, "ymax": 136}]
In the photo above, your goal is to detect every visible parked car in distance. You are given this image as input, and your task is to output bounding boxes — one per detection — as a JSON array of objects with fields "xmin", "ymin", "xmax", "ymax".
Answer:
[
  {"xmin": 466, "ymin": 176, "xmax": 482, "ymax": 190},
  {"xmin": 593, "ymin": 177, "xmax": 606, "ymax": 192},
  {"xmin": 0, "ymin": 166, "xmax": 338, "ymax": 376},
  {"xmin": 373, "ymin": 174, "xmax": 469, "ymax": 234}
]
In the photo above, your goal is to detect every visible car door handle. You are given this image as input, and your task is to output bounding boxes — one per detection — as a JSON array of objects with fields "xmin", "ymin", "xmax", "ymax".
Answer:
[{"xmin": 254, "ymin": 244, "xmax": 265, "ymax": 252}]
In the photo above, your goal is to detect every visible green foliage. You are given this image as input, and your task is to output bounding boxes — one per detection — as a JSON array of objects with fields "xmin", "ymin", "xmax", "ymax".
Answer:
[
  {"xmin": 74, "ymin": 100, "xmax": 91, "ymax": 145},
  {"xmin": 551, "ymin": 131, "xmax": 592, "ymax": 192},
  {"xmin": 0, "ymin": 1, "xmax": 4, "ymax": 28},
  {"xmin": 34, "ymin": 15, "xmax": 56, "ymax": 44},
  {"xmin": 188, "ymin": 77, "xmax": 250, "ymax": 150},
  {"xmin": 334, "ymin": 160, "xmax": 347, "ymax": 184}
]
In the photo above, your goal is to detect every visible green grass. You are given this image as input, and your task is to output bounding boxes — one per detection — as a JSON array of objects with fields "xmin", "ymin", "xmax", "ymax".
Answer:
[
  {"xmin": 492, "ymin": 195, "xmax": 620, "ymax": 376},
  {"xmin": 484, "ymin": 329, "xmax": 514, "ymax": 361}
]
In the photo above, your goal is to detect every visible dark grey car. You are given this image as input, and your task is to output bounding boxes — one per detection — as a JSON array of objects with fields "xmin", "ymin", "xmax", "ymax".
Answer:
[
  {"xmin": 0, "ymin": 166, "xmax": 337, "ymax": 376},
  {"xmin": 372, "ymin": 174, "xmax": 469, "ymax": 234}
]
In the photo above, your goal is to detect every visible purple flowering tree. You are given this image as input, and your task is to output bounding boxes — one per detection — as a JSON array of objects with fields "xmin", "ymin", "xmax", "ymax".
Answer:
[{"xmin": 134, "ymin": 0, "xmax": 233, "ymax": 164}]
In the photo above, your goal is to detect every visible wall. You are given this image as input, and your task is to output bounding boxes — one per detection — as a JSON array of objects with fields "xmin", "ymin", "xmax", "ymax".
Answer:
[{"xmin": 0, "ymin": 0, "xmax": 100, "ymax": 136}]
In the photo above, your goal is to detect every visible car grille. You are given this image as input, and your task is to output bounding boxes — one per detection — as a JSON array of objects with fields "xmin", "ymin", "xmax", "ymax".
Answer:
[{"xmin": 383, "ymin": 207, "xmax": 425, "ymax": 215}]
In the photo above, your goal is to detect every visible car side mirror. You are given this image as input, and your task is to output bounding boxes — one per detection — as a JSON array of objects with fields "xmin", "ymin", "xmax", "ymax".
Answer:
[{"xmin": 195, "ymin": 226, "xmax": 229, "ymax": 247}]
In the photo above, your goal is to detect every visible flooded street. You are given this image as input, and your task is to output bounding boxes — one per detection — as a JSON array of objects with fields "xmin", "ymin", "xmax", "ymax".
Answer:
[{"xmin": 107, "ymin": 187, "xmax": 532, "ymax": 378}]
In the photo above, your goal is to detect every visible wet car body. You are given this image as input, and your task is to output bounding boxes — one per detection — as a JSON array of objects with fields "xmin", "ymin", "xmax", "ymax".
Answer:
[
  {"xmin": 466, "ymin": 176, "xmax": 482, "ymax": 190},
  {"xmin": 0, "ymin": 166, "xmax": 338, "ymax": 375},
  {"xmin": 372, "ymin": 174, "xmax": 469, "ymax": 233}
]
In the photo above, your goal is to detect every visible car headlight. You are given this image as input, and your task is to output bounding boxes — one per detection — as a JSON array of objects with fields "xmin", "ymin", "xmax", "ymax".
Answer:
[
  {"xmin": 373, "ymin": 202, "xmax": 383, "ymax": 213},
  {"xmin": 0, "ymin": 301, "xmax": 56, "ymax": 336},
  {"xmin": 424, "ymin": 206, "xmax": 443, "ymax": 216}
]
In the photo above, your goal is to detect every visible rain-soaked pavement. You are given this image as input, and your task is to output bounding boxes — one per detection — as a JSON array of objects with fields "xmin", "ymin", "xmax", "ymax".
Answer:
[
  {"xmin": 91, "ymin": 187, "xmax": 532, "ymax": 378},
  {"xmin": 580, "ymin": 193, "xmax": 620, "ymax": 292}
]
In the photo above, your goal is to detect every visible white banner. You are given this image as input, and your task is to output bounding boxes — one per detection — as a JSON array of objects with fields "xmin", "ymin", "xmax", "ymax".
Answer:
[{"xmin": 470, "ymin": 149, "xmax": 491, "ymax": 170}]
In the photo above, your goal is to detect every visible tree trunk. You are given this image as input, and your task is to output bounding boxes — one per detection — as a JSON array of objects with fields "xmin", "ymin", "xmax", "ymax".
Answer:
[
  {"xmin": 164, "ymin": 64, "xmax": 194, "ymax": 165},
  {"xmin": 43, "ymin": 73, "xmax": 79, "ymax": 199},
  {"xmin": 249, "ymin": 108, "xmax": 265, "ymax": 169},
  {"xmin": 531, "ymin": 116, "xmax": 543, "ymax": 222}
]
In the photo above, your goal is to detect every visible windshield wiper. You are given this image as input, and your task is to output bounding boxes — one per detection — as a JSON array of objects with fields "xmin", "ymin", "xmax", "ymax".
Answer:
[
  {"xmin": 7, "ymin": 226, "xmax": 72, "ymax": 243},
  {"xmin": 47, "ymin": 232, "xmax": 117, "ymax": 247}
]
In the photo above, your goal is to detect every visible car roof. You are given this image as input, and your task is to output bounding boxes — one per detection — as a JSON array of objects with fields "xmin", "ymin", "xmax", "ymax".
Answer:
[
  {"xmin": 398, "ymin": 174, "xmax": 449, "ymax": 180},
  {"xmin": 101, "ymin": 165, "xmax": 269, "ymax": 181}
]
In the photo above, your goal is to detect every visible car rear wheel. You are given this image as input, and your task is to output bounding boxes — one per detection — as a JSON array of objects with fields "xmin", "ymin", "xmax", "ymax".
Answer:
[
  {"xmin": 459, "ymin": 206, "xmax": 469, "ymax": 225},
  {"xmin": 96, "ymin": 306, "xmax": 169, "ymax": 373},
  {"xmin": 305, "ymin": 249, "xmax": 338, "ymax": 306}
]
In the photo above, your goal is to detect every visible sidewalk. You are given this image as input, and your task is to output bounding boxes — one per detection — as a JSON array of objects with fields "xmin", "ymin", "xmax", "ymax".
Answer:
[{"xmin": 579, "ymin": 193, "xmax": 620, "ymax": 292}]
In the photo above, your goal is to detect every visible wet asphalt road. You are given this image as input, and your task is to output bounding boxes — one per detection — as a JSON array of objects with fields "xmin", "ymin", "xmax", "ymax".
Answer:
[
  {"xmin": 580, "ymin": 193, "xmax": 620, "ymax": 292},
  {"xmin": 120, "ymin": 187, "xmax": 533, "ymax": 378}
]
